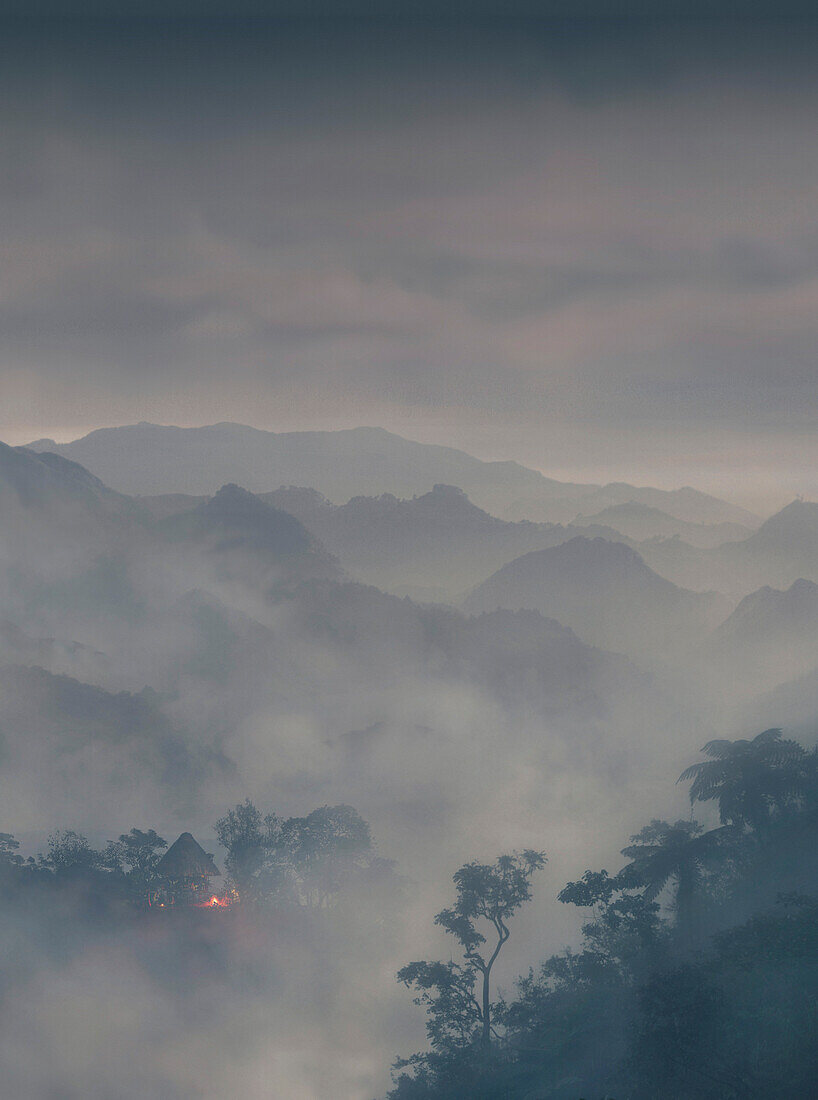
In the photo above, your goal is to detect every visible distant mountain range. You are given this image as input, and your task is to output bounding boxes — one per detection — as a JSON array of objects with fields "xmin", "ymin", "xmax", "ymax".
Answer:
[
  {"xmin": 258, "ymin": 483, "xmax": 639, "ymax": 597},
  {"xmin": 463, "ymin": 536, "xmax": 729, "ymax": 660},
  {"xmin": 27, "ymin": 422, "xmax": 760, "ymax": 528},
  {"xmin": 158, "ymin": 483, "xmax": 341, "ymax": 586},
  {"xmin": 641, "ymin": 500, "xmax": 818, "ymax": 597},
  {"xmin": 0, "ymin": 439, "xmax": 140, "ymax": 528},
  {"xmin": 503, "ymin": 480, "xmax": 761, "ymax": 528},
  {"xmin": 703, "ymin": 577, "xmax": 818, "ymax": 694},
  {"xmin": 139, "ymin": 482, "xmax": 642, "ymax": 599},
  {"xmin": 572, "ymin": 501, "xmax": 753, "ymax": 548},
  {"xmin": 0, "ymin": 438, "xmax": 683, "ymax": 826},
  {"xmin": 5, "ymin": 426, "xmax": 818, "ymax": 840}
]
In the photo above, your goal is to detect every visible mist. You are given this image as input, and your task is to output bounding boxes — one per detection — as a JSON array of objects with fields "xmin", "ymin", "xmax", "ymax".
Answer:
[{"xmin": 3, "ymin": 5, "xmax": 818, "ymax": 1098}]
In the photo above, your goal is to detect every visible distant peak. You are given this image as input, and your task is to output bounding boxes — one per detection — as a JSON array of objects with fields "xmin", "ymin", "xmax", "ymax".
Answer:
[
  {"xmin": 787, "ymin": 577, "xmax": 818, "ymax": 596},
  {"xmin": 204, "ymin": 483, "xmax": 277, "ymax": 520},
  {"xmin": 770, "ymin": 498, "xmax": 818, "ymax": 515},
  {"xmin": 560, "ymin": 535, "xmax": 641, "ymax": 557},
  {"xmin": 212, "ymin": 482, "xmax": 253, "ymax": 501},
  {"xmin": 421, "ymin": 484, "xmax": 469, "ymax": 502}
]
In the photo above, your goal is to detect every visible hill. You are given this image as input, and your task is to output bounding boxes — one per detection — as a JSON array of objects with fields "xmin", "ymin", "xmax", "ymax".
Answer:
[
  {"xmin": 704, "ymin": 578, "xmax": 818, "ymax": 695},
  {"xmin": 463, "ymin": 536, "xmax": 727, "ymax": 661},
  {"xmin": 0, "ymin": 440, "xmax": 144, "ymax": 528},
  {"xmin": 0, "ymin": 663, "xmax": 232, "ymax": 829},
  {"xmin": 573, "ymin": 501, "xmax": 753, "ymax": 547},
  {"xmin": 504, "ymin": 480, "xmax": 759, "ymax": 527},
  {"xmin": 639, "ymin": 500, "xmax": 818, "ymax": 597},
  {"xmin": 258, "ymin": 483, "xmax": 633, "ymax": 598},
  {"xmin": 156, "ymin": 483, "xmax": 342, "ymax": 589}
]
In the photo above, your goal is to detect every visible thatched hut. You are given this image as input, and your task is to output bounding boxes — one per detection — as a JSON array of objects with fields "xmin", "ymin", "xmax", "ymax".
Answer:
[{"xmin": 155, "ymin": 832, "xmax": 220, "ymax": 905}]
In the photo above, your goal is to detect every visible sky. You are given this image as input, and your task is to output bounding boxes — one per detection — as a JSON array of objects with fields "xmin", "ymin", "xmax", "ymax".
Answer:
[{"xmin": 2, "ymin": 6, "xmax": 818, "ymax": 510}]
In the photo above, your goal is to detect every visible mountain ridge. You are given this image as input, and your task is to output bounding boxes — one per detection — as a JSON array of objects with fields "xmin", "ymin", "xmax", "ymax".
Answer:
[
  {"xmin": 25, "ymin": 422, "xmax": 759, "ymax": 528},
  {"xmin": 463, "ymin": 535, "xmax": 728, "ymax": 661}
]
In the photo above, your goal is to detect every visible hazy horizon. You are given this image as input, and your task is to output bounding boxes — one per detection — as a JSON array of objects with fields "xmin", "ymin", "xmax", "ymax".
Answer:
[
  {"xmin": 3, "ymin": 417, "xmax": 809, "ymax": 515},
  {"xmin": 3, "ymin": 6, "xmax": 818, "ymax": 1098},
  {"xmin": 3, "ymin": 9, "xmax": 818, "ymax": 514}
]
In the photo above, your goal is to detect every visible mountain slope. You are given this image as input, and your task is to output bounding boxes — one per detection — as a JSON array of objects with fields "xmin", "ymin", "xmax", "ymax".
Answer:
[
  {"xmin": 704, "ymin": 578, "xmax": 818, "ymax": 693},
  {"xmin": 258, "ymin": 483, "xmax": 634, "ymax": 598},
  {"xmin": 0, "ymin": 663, "xmax": 232, "ymax": 828},
  {"xmin": 157, "ymin": 483, "xmax": 341, "ymax": 588},
  {"xmin": 0, "ymin": 441, "xmax": 143, "ymax": 527},
  {"xmin": 640, "ymin": 500, "xmax": 818, "ymax": 597},
  {"xmin": 463, "ymin": 536, "xmax": 727, "ymax": 660},
  {"xmin": 26, "ymin": 422, "xmax": 756, "ymax": 526},
  {"xmin": 573, "ymin": 501, "xmax": 752, "ymax": 547},
  {"xmin": 504, "ymin": 481, "xmax": 759, "ymax": 527},
  {"xmin": 0, "ymin": 442, "xmax": 153, "ymax": 625}
]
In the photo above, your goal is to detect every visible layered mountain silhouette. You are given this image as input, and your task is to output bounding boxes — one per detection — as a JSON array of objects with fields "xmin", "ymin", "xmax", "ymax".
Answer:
[
  {"xmin": 573, "ymin": 501, "xmax": 753, "ymax": 548},
  {"xmin": 255, "ymin": 483, "xmax": 633, "ymax": 597},
  {"xmin": 504, "ymin": 479, "xmax": 759, "ymax": 527},
  {"xmin": 640, "ymin": 500, "xmax": 818, "ymax": 596},
  {"xmin": 703, "ymin": 577, "xmax": 818, "ymax": 694},
  {"xmin": 463, "ymin": 536, "xmax": 728, "ymax": 660},
  {"xmin": 156, "ymin": 483, "xmax": 342, "ymax": 592},
  {"xmin": 27, "ymin": 422, "xmax": 757, "ymax": 527},
  {"xmin": 0, "ymin": 440, "xmax": 144, "ymax": 535},
  {"xmin": 0, "ymin": 663, "xmax": 232, "ymax": 826},
  {"xmin": 741, "ymin": 500, "xmax": 818, "ymax": 563}
]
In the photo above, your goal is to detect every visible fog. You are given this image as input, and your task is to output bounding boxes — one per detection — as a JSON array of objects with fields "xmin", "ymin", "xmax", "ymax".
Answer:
[
  {"xmin": 3, "ymin": 6, "xmax": 818, "ymax": 1097},
  {"xmin": 3, "ymin": 427, "xmax": 816, "ymax": 1096}
]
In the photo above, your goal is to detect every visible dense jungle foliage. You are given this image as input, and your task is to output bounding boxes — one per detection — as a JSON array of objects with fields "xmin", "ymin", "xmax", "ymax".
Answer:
[{"xmin": 386, "ymin": 728, "xmax": 818, "ymax": 1100}]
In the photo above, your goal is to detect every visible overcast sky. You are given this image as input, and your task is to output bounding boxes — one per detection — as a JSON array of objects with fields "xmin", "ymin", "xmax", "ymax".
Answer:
[{"xmin": 2, "ymin": 8, "xmax": 818, "ymax": 510}]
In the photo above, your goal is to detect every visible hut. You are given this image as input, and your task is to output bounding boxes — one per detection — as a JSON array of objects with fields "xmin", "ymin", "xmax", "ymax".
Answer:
[{"xmin": 154, "ymin": 832, "xmax": 220, "ymax": 906}]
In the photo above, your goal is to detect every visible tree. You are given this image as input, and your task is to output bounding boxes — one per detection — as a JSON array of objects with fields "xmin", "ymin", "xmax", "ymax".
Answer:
[
  {"xmin": 0, "ymin": 832, "xmax": 22, "ymax": 868},
  {"xmin": 42, "ymin": 830, "xmax": 105, "ymax": 878},
  {"xmin": 618, "ymin": 819, "xmax": 735, "ymax": 943},
  {"xmin": 0, "ymin": 832, "xmax": 25, "ymax": 889},
  {"xmin": 215, "ymin": 800, "xmax": 379, "ymax": 908},
  {"xmin": 215, "ymin": 799, "xmax": 283, "ymax": 905},
  {"xmin": 558, "ymin": 867, "xmax": 665, "ymax": 978},
  {"xmin": 400, "ymin": 850, "xmax": 546, "ymax": 1060},
  {"xmin": 283, "ymin": 804, "xmax": 373, "ymax": 908},
  {"xmin": 105, "ymin": 828, "xmax": 167, "ymax": 907},
  {"xmin": 678, "ymin": 728, "xmax": 809, "ymax": 835}
]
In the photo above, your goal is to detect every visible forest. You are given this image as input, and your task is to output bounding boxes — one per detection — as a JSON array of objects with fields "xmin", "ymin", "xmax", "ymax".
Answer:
[
  {"xmin": 2, "ymin": 726, "xmax": 816, "ymax": 1099},
  {"xmin": 384, "ymin": 727, "xmax": 818, "ymax": 1099}
]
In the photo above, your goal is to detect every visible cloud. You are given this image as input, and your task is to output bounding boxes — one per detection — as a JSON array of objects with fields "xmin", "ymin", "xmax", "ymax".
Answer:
[{"xmin": 1, "ymin": 17, "xmax": 818, "ymax": 504}]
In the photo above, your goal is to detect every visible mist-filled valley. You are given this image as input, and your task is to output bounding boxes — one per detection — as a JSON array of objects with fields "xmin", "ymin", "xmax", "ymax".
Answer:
[{"xmin": 1, "ymin": 427, "xmax": 817, "ymax": 1097}]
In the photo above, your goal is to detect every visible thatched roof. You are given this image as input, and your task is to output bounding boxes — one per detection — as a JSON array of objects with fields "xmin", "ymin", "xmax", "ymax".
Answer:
[{"xmin": 157, "ymin": 832, "xmax": 220, "ymax": 878}]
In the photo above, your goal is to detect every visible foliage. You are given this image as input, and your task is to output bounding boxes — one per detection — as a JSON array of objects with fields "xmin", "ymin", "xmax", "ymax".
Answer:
[
  {"xmin": 42, "ymin": 830, "xmax": 106, "ymax": 877},
  {"xmin": 215, "ymin": 799, "xmax": 283, "ymax": 905},
  {"xmin": 393, "ymin": 850, "xmax": 545, "ymax": 1093},
  {"xmin": 0, "ymin": 800, "xmax": 382, "ymax": 916},
  {"xmin": 104, "ymin": 828, "xmax": 168, "ymax": 905},
  {"xmin": 678, "ymin": 728, "xmax": 811, "ymax": 833},
  {"xmin": 387, "ymin": 727, "xmax": 818, "ymax": 1098},
  {"xmin": 215, "ymin": 799, "xmax": 382, "ymax": 908}
]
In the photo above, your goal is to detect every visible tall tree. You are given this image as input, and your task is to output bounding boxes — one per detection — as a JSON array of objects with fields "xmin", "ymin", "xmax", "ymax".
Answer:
[
  {"xmin": 42, "ymin": 830, "xmax": 104, "ymax": 878},
  {"xmin": 679, "ymin": 728, "xmax": 809, "ymax": 835},
  {"xmin": 400, "ymin": 850, "xmax": 546, "ymax": 1056},
  {"xmin": 214, "ymin": 799, "xmax": 282, "ymax": 905},
  {"xmin": 618, "ymin": 819, "xmax": 733, "ymax": 943}
]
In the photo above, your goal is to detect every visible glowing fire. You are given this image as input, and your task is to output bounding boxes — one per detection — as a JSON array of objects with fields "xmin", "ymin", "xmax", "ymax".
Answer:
[{"xmin": 194, "ymin": 894, "xmax": 231, "ymax": 908}]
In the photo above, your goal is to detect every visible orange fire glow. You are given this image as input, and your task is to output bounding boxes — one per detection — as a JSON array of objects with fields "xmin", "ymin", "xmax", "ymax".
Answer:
[{"xmin": 195, "ymin": 894, "xmax": 231, "ymax": 908}]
